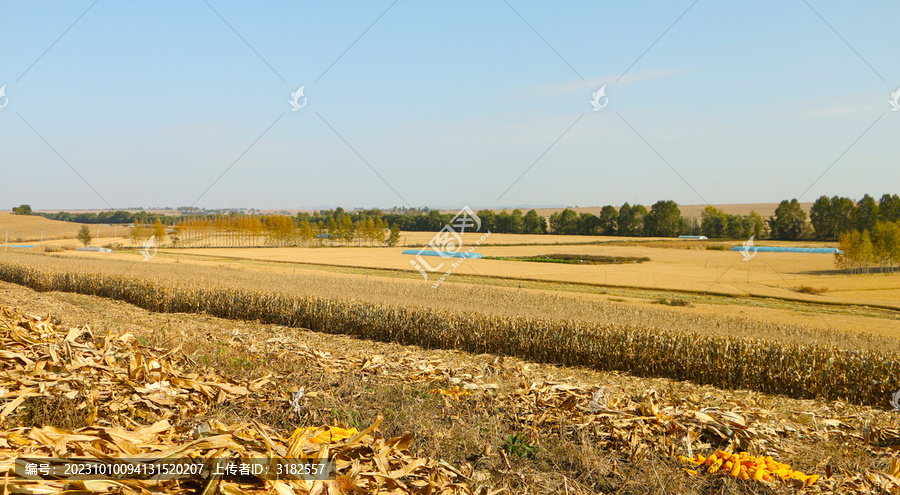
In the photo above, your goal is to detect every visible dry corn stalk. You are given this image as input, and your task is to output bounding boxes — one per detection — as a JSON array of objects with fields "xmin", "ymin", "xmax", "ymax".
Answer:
[
  {"xmin": 0, "ymin": 260, "xmax": 897, "ymax": 409},
  {"xmin": 0, "ymin": 305, "xmax": 472, "ymax": 494}
]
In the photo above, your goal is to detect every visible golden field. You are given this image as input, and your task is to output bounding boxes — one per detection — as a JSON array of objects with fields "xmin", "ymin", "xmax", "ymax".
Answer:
[
  {"xmin": 0, "ymin": 212, "xmax": 131, "ymax": 243},
  {"xmin": 0, "ymin": 211, "xmax": 90, "ymax": 242},
  {"xmin": 135, "ymin": 237, "xmax": 899, "ymax": 309},
  {"xmin": 41, "ymin": 229, "xmax": 900, "ymax": 340}
]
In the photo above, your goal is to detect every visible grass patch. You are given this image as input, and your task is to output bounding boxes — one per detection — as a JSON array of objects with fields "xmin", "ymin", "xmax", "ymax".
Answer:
[
  {"xmin": 704, "ymin": 245, "xmax": 727, "ymax": 251},
  {"xmin": 654, "ymin": 298, "xmax": 694, "ymax": 307},
  {"xmin": 485, "ymin": 253, "xmax": 649, "ymax": 265},
  {"xmin": 502, "ymin": 433, "xmax": 540, "ymax": 458}
]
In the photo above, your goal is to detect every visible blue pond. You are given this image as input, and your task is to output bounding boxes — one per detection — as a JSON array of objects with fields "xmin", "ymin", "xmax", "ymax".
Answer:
[
  {"xmin": 6, "ymin": 245, "xmax": 37, "ymax": 248},
  {"xmin": 729, "ymin": 246, "xmax": 842, "ymax": 254},
  {"xmin": 402, "ymin": 249, "xmax": 483, "ymax": 259}
]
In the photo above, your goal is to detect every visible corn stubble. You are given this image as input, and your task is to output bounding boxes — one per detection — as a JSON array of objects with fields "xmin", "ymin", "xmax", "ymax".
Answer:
[{"xmin": 0, "ymin": 261, "xmax": 896, "ymax": 408}]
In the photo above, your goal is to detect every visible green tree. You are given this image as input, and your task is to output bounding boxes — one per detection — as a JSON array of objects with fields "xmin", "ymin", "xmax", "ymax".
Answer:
[
  {"xmin": 549, "ymin": 208, "xmax": 578, "ymax": 234},
  {"xmin": 577, "ymin": 213, "xmax": 600, "ymax": 235},
  {"xmin": 523, "ymin": 210, "xmax": 546, "ymax": 234},
  {"xmin": 830, "ymin": 196, "xmax": 857, "ymax": 237},
  {"xmin": 855, "ymin": 194, "xmax": 879, "ymax": 233},
  {"xmin": 616, "ymin": 203, "xmax": 633, "ymax": 235},
  {"xmin": 632, "ymin": 205, "xmax": 648, "ymax": 236},
  {"xmin": 809, "ymin": 195, "xmax": 832, "ymax": 240},
  {"xmin": 598, "ymin": 206, "xmax": 618, "ymax": 235},
  {"xmin": 77, "ymin": 225, "xmax": 92, "ymax": 247},
  {"xmin": 879, "ymin": 194, "xmax": 900, "ymax": 223},
  {"xmin": 11, "ymin": 204, "xmax": 32, "ymax": 215},
  {"xmin": 700, "ymin": 206, "xmax": 727, "ymax": 238},
  {"xmin": 387, "ymin": 224, "xmax": 401, "ymax": 247},
  {"xmin": 496, "ymin": 211, "xmax": 512, "ymax": 233},
  {"xmin": 509, "ymin": 209, "xmax": 525, "ymax": 234},
  {"xmin": 617, "ymin": 203, "xmax": 646, "ymax": 236},
  {"xmin": 748, "ymin": 211, "xmax": 764, "ymax": 238},
  {"xmin": 477, "ymin": 210, "xmax": 496, "ymax": 233},
  {"xmin": 768, "ymin": 199, "xmax": 807, "ymax": 240},
  {"xmin": 643, "ymin": 200, "xmax": 681, "ymax": 237},
  {"xmin": 725, "ymin": 214, "xmax": 745, "ymax": 238}
]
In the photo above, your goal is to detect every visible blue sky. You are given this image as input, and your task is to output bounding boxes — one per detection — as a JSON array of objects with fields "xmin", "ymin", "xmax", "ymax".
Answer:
[{"xmin": 1, "ymin": 1, "xmax": 897, "ymax": 211}]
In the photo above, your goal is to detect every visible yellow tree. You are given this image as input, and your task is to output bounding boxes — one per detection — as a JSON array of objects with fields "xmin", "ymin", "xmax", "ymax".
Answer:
[
  {"xmin": 131, "ymin": 219, "xmax": 143, "ymax": 246},
  {"xmin": 365, "ymin": 218, "xmax": 376, "ymax": 246},
  {"xmin": 341, "ymin": 216, "xmax": 354, "ymax": 245},
  {"xmin": 373, "ymin": 218, "xmax": 386, "ymax": 245},
  {"xmin": 298, "ymin": 219, "xmax": 313, "ymax": 247},
  {"xmin": 153, "ymin": 219, "xmax": 166, "ymax": 246}
]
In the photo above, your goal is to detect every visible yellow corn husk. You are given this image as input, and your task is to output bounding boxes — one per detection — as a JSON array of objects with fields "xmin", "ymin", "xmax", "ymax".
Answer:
[{"xmin": 302, "ymin": 426, "xmax": 360, "ymax": 444}]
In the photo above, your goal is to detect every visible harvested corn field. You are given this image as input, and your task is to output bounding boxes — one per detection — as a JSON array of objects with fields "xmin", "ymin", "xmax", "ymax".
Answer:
[
  {"xmin": 0, "ymin": 304, "xmax": 472, "ymax": 494},
  {"xmin": 0, "ymin": 256, "xmax": 898, "ymax": 408},
  {"xmin": 3, "ymin": 280, "xmax": 900, "ymax": 494}
]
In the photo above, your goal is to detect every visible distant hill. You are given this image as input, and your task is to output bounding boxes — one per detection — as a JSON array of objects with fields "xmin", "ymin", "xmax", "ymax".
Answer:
[{"xmin": 0, "ymin": 212, "xmax": 111, "ymax": 242}]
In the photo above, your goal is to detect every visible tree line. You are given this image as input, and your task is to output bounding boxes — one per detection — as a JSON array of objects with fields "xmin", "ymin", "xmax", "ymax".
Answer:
[
  {"xmin": 15, "ymin": 192, "xmax": 900, "ymax": 242},
  {"xmin": 29, "ymin": 209, "xmax": 177, "ymax": 225},
  {"xmin": 130, "ymin": 214, "xmax": 402, "ymax": 248},
  {"xmin": 543, "ymin": 201, "xmax": 765, "ymax": 239},
  {"xmin": 834, "ymin": 221, "xmax": 900, "ymax": 274},
  {"xmin": 810, "ymin": 194, "xmax": 900, "ymax": 240}
]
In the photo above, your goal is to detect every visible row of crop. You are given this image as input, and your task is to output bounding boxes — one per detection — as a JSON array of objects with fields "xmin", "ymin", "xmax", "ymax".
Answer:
[{"xmin": 0, "ymin": 261, "xmax": 895, "ymax": 408}]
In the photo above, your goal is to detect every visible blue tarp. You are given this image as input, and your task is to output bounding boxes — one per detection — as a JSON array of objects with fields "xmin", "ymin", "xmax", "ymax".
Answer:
[
  {"xmin": 729, "ymin": 246, "xmax": 842, "ymax": 254},
  {"xmin": 5, "ymin": 245, "xmax": 37, "ymax": 248},
  {"xmin": 402, "ymin": 249, "xmax": 483, "ymax": 259}
]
